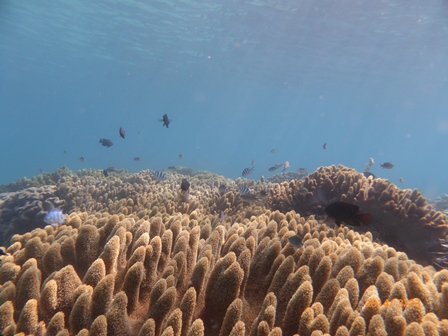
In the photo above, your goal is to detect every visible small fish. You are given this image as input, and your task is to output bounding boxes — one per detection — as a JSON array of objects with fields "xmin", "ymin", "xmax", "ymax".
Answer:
[
  {"xmin": 282, "ymin": 161, "xmax": 290, "ymax": 172},
  {"xmin": 237, "ymin": 186, "xmax": 258, "ymax": 201},
  {"xmin": 134, "ymin": 157, "xmax": 141, "ymax": 161},
  {"xmin": 38, "ymin": 168, "xmax": 43, "ymax": 174},
  {"xmin": 364, "ymin": 157, "xmax": 374, "ymax": 171},
  {"xmin": 325, "ymin": 201, "xmax": 371, "ymax": 227},
  {"xmin": 260, "ymin": 175, "xmax": 265, "ymax": 183},
  {"xmin": 218, "ymin": 184, "xmax": 227, "ymax": 195},
  {"xmin": 298, "ymin": 168, "xmax": 308, "ymax": 174},
  {"xmin": 306, "ymin": 203, "xmax": 326, "ymax": 216},
  {"xmin": 250, "ymin": 159, "xmax": 255, "ymax": 166},
  {"xmin": 0, "ymin": 248, "xmax": 7, "ymax": 256},
  {"xmin": 242, "ymin": 166, "xmax": 254, "ymax": 177},
  {"xmin": 105, "ymin": 167, "xmax": 119, "ymax": 173},
  {"xmin": 178, "ymin": 154, "xmax": 184, "ymax": 159},
  {"xmin": 288, "ymin": 235, "xmax": 303, "ymax": 249},
  {"xmin": 103, "ymin": 169, "xmax": 109, "ymax": 177},
  {"xmin": 119, "ymin": 127, "xmax": 126, "ymax": 139},
  {"xmin": 297, "ymin": 187, "xmax": 309, "ymax": 195},
  {"xmin": 180, "ymin": 190, "xmax": 189, "ymax": 202},
  {"xmin": 239, "ymin": 186, "xmax": 251, "ymax": 194},
  {"xmin": 363, "ymin": 171, "xmax": 376, "ymax": 179},
  {"xmin": 150, "ymin": 170, "xmax": 167, "ymax": 180},
  {"xmin": 269, "ymin": 163, "xmax": 284, "ymax": 172},
  {"xmin": 323, "ymin": 143, "xmax": 327, "ymax": 150},
  {"xmin": 220, "ymin": 210, "xmax": 225, "ymax": 222},
  {"xmin": 160, "ymin": 114, "xmax": 171, "ymax": 128},
  {"xmin": 79, "ymin": 157, "xmax": 85, "ymax": 162},
  {"xmin": 380, "ymin": 162, "xmax": 394, "ymax": 169},
  {"xmin": 63, "ymin": 150, "xmax": 67, "ymax": 154},
  {"xmin": 181, "ymin": 178, "xmax": 190, "ymax": 192},
  {"xmin": 168, "ymin": 166, "xmax": 176, "ymax": 170},
  {"xmin": 270, "ymin": 149, "xmax": 277, "ymax": 154},
  {"xmin": 399, "ymin": 177, "xmax": 404, "ymax": 183},
  {"xmin": 44, "ymin": 209, "xmax": 67, "ymax": 228},
  {"xmin": 99, "ymin": 138, "xmax": 113, "ymax": 147},
  {"xmin": 240, "ymin": 193, "xmax": 259, "ymax": 201}
]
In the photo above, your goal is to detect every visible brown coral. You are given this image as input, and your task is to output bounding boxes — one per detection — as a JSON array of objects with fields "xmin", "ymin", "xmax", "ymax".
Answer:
[
  {"xmin": 0, "ymin": 166, "xmax": 448, "ymax": 335},
  {"xmin": 269, "ymin": 165, "xmax": 448, "ymax": 269}
]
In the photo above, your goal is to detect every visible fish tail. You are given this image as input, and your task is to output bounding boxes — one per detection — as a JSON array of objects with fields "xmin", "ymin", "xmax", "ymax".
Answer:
[{"xmin": 357, "ymin": 213, "xmax": 371, "ymax": 225}]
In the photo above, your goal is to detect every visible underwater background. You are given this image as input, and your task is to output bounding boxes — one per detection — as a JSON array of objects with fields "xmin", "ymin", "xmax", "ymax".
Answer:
[{"xmin": 1, "ymin": 0, "xmax": 448, "ymax": 198}]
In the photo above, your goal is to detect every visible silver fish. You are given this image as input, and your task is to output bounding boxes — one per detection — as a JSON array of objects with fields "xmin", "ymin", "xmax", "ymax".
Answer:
[{"xmin": 44, "ymin": 209, "xmax": 66, "ymax": 227}]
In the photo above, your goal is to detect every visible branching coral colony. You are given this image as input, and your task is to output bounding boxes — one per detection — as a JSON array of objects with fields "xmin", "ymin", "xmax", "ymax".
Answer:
[{"xmin": 0, "ymin": 165, "xmax": 447, "ymax": 335}]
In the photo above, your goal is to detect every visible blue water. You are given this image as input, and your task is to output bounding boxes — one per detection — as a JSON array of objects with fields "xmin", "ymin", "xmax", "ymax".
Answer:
[{"xmin": 1, "ymin": 1, "xmax": 448, "ymax": 198}]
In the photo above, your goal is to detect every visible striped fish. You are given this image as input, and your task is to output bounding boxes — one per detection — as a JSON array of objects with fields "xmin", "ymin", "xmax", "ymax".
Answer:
[
  {"xmin": 241, "ymin": 166, "xmax": 254, "ymax": 177},
  {"xmin": 239, "ymin": 186, "xmax": 251, "ymax": 194},
  {"xmin": 44, "ymin": 209, "xmax": 67, "ymax": 228},
  {"xmin": 150, "ymin": 170, "xmax": 167, "ymax": 180}
]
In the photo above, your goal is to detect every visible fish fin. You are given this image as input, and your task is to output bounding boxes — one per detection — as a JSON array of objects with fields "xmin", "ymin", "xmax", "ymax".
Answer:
[{"xmin": 357, "ymin": 213, "xmax": 371, "ymax": 225}]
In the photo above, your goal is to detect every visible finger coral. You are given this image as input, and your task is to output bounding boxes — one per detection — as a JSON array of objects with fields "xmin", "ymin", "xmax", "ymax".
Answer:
[{"xmin": 0, "ymin": 166, "xmax": 447, "ymax": 336}]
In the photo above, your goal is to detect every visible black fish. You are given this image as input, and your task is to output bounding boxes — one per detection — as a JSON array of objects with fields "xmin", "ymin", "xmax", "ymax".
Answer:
[
  {"xmin": 363, "ymin": 171, "xmax": 376, "ymax": 179},
  {"xmin": 380, "ymin": 162, "xmax": 394, "ymax": 169},
  {"xmin": 323, "ymin": 143, "xmax": 327, "ymax": 150},
  {"xmin": 160, "ymin": 114, "xmax": 171, "ymax": 128},
  {"xmin": 79, "ymin": 157, "xmax": 85, "ymax": 162},
  {"xmin": 105, "ymin": 167, "xmax": 119, "ymax": 173},
  {"xmin": 242, "ymin": 166, "xmax": 254, "ymax": 177},
  {"xmin": 99, "ymin": 138, "xmax": 113, "ymax": 147},
  {"xmin": 119, "ymin": 127, "xmax": 126, "ymax": 139},
  {"xmin": 0, "ymin": 247, "xmax": 6, "ymax": 262},
  {"xmin": 268, "ymin": 163, "xmax": 284, "ymax": 172},
  {"xmin": 325, "ymin": 201, "xmax": 371, "ymax": 227},
  {"xmin": 134, "ymin": 157, "xmax": 141, "ymax": 161},
  {"xmin": 218, "ymin": 184, "xmax": 227, "ymax": 195},
  {"xmin": 181, "ymin": 178, "xmax": 190, "ymax": 192},
  {"xmin": 288, "ymin": 235, "xmax": 303, "ymax": 249},
  {"xmin": 103, "ymin": 167, "xmax": 120, "ymax": 177}
]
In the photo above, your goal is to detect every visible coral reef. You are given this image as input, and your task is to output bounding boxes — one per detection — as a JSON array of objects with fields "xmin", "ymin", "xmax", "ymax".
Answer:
[
  {"xmin": 432, "ymin": 194, "xmax": 448, "ymax": 213},
  {"xmin": 1, "ymin": 208, "xmax": 448, "ymax": 335},
  {"xmin": 0, "ymin": 186, "xmax": 66, "ymax": 245},
  {"xmin": 0, "ymin": 167, "xmax": 271, "ymax": 246},
  {"xmin": 0, "ymin": 165, "xmax": 447, "ymax": 335},
  {"xmin": 269, "ymin": 165, "xmax": 448, "ymax": 269}
]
